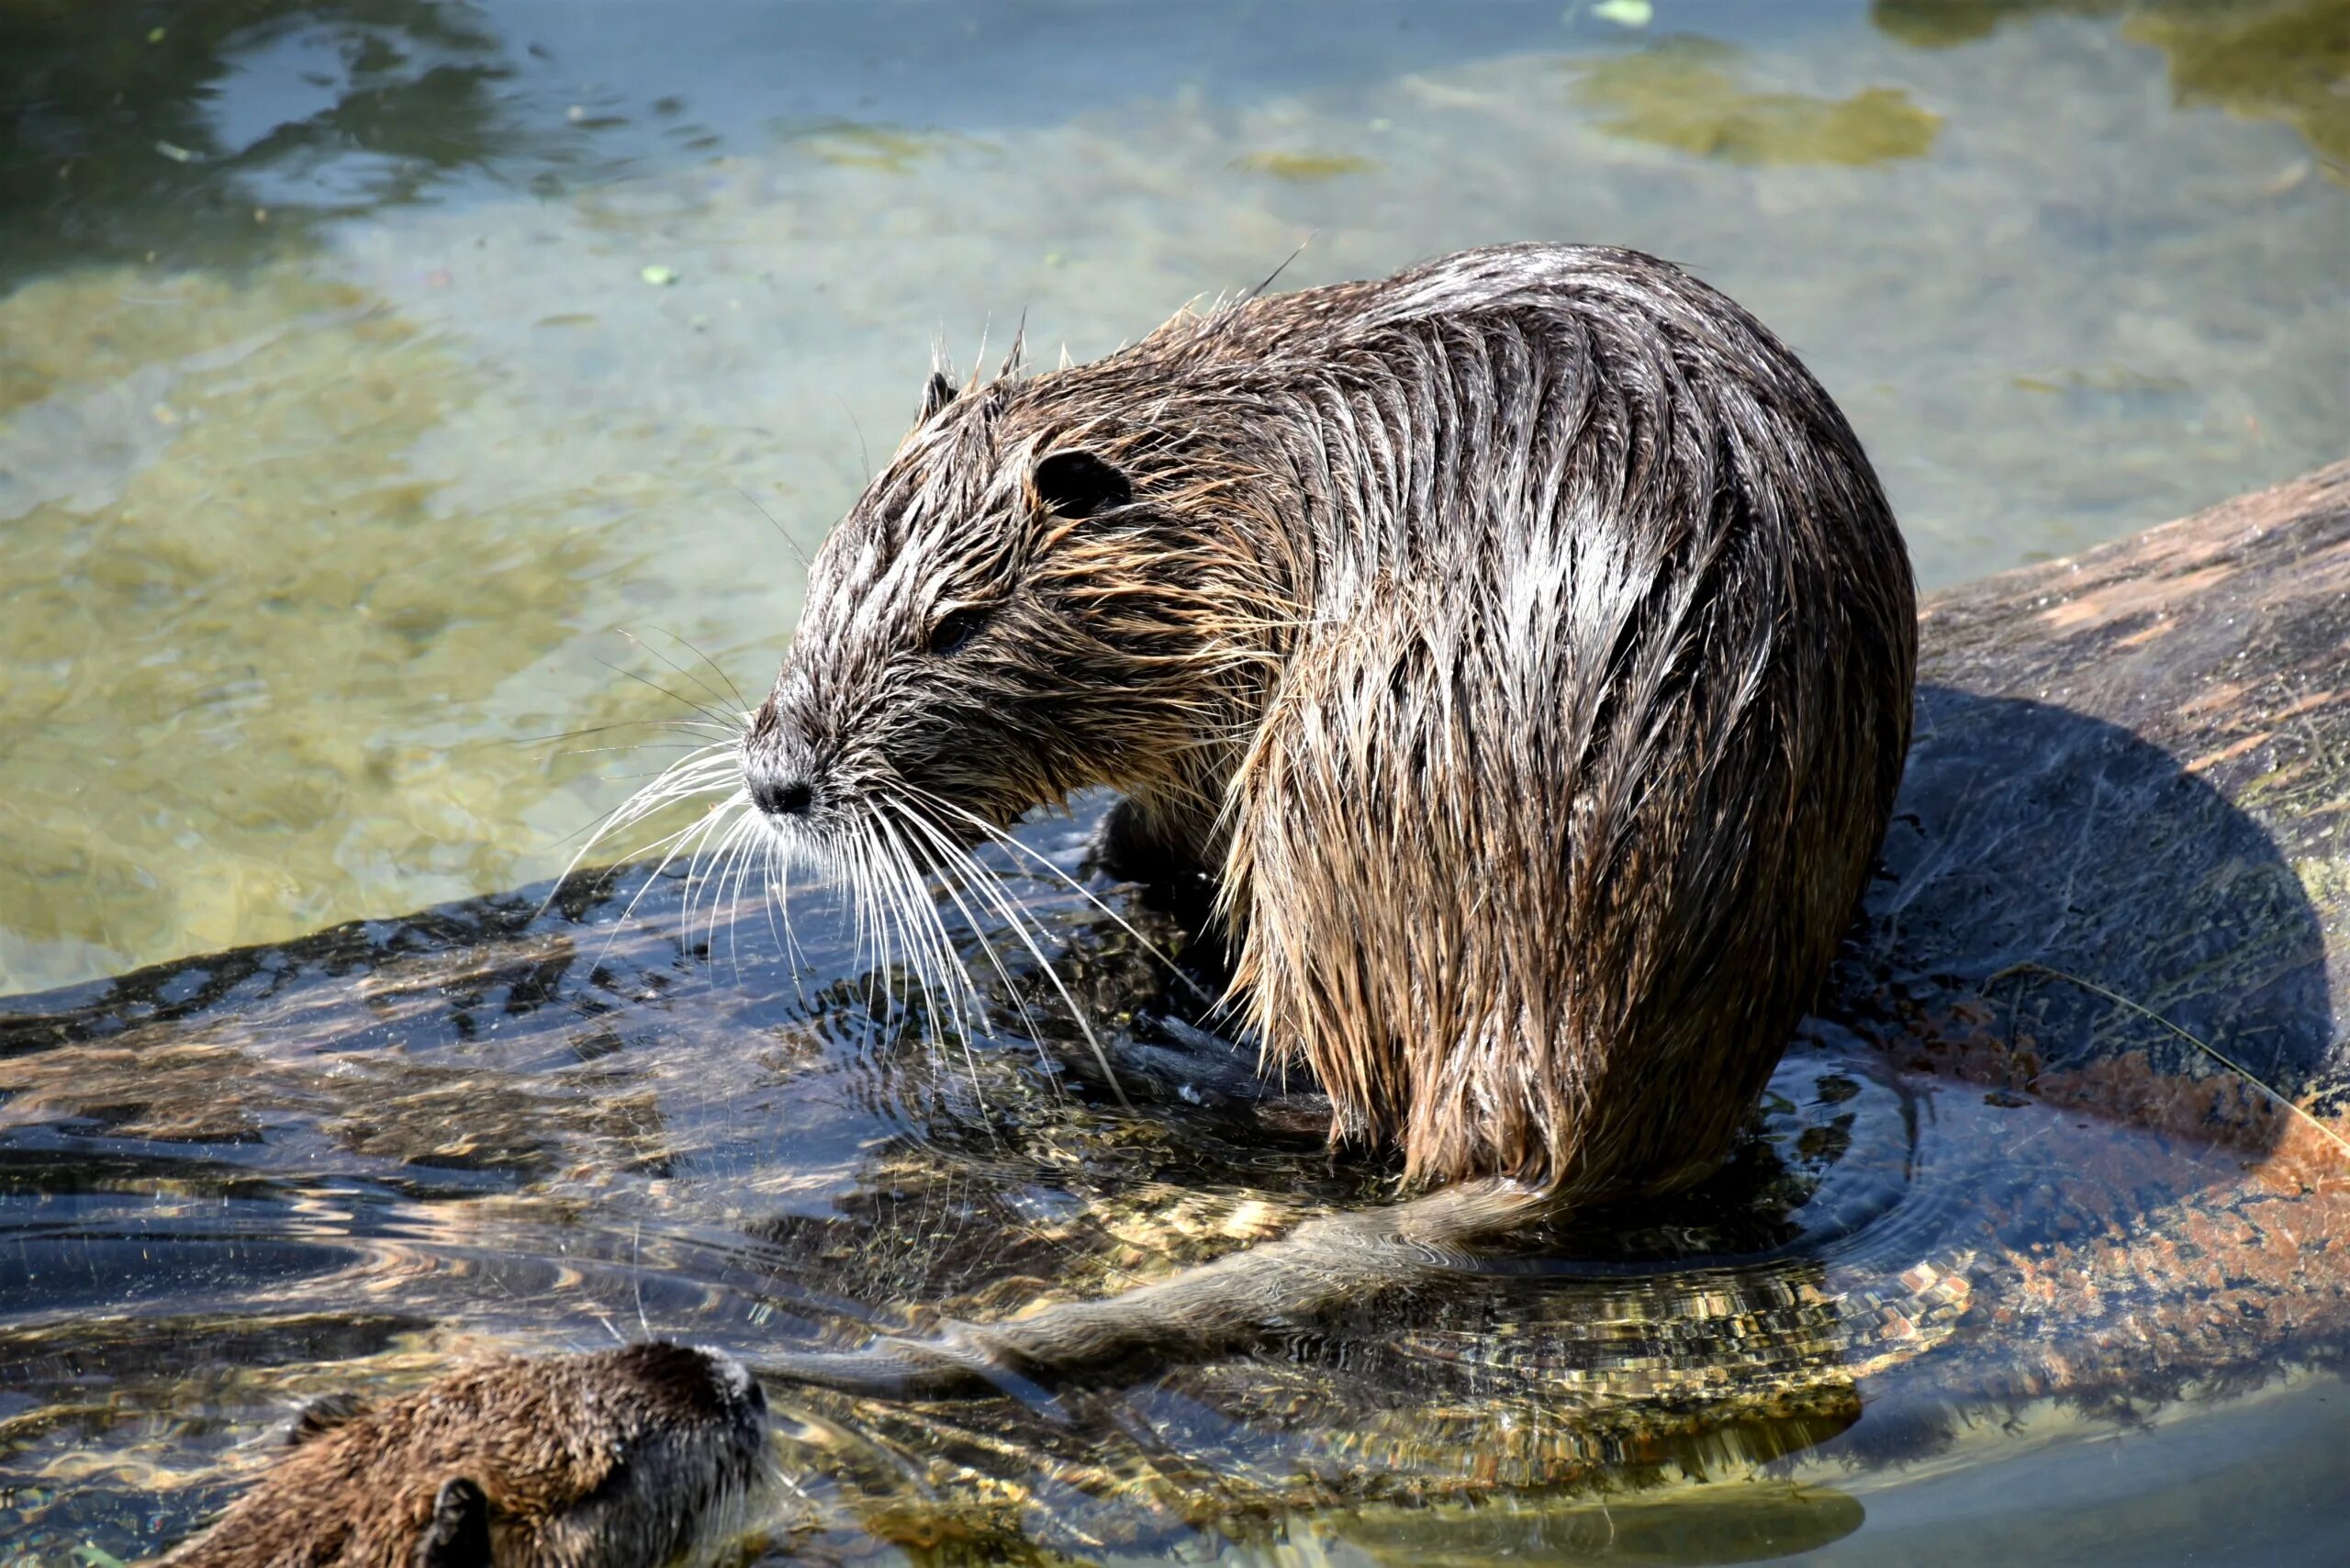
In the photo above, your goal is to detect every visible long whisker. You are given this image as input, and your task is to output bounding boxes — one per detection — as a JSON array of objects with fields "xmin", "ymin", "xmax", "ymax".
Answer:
[
  {"xmin": 581, "ymin": 799, "xmax": 734, "ymax": 969},
  {"xmin": 886, "ymin": 808, "xmax": 1032, "ymax": 1018},
  {"xmin": 550, "ymin": 743, "xmax": 735, "ymax": 766},
  {"xmin": 510, "ymin": 717, "xmax": 736, "ymax": 748},
  {"xmin": 763, "ymin": 836, "xmax": 817, "ymax": 1006},
  {"xmin": 545, "ymin": 770, "xmax": 741, "ymax": 909},
  {"xmin": 616, "ymin": 628, "xmax": 745, "ymax": 723},
  {"xmin": 719, "ymin": 808, "xmax": 774, "ymax": 983},
  {"xmin": 890, "ymin": 802, "xmax": 1129, "ymax": 1111},
  {"xmin": 546, "ymin": 739, "xmax": 740, "ymax": 868},
  {"xmin": 691, "ymin": 804, "xmax": 763, "ymax": 979},
  {"xmin": 588, "ymin": 750, "xmax": 739, "ymax": 830},
  {"xmin": 866, "ymin": 828, "xmax": 915, "ymax": 1043},
  {"xmin": 595, "ymin": 656, "xmax": 743, "ymax": 734},
  {"xmin": 886, "ymin": 803, "xmax": 1073, "ymax": 1087},
  {"xmin": 870, "ymin": 827, "xmax": 944, "ymax": 1081},
  {"xmin": 886, "ymin": 803, "xmax": 1173, "ymax": 1289},
  {"xmin": 860, "ymin": 809, "xmax": 941, "ymax": 1040},
  {"xmin": 902, "ymin": 784, "xmax": 1214, "ymax": 1007},
  {"xmin": 885, "ymin": 801, "xmax": 1044, "ymax": 1054},
  {"xmin": 636, "ymin": 623, "xmax": 750, "ymax": 711},
  {"xmin": 868, "ymin": 806, "xmax": 986, "ymax": 1100},
  {"xmin": 730, "ymin": 482, "xmax": 813, "ymax": 570},
  {"xmin": 845, "ymin": 831, "xmax": 897, "ymax": 1048}
]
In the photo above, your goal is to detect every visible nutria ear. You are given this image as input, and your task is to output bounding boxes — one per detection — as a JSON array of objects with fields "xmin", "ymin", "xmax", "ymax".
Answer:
[
  {"xmin": 1033, "ymin": 449, "xmax": 1132, "ymax": 519},
  {"xmin": 286, "ymin": 1392, "xmax": 370, "ymax": 1446},
  {"xmin": 920, "ymin": 370, "xmax": 957, "ymax": 421},
  {"xmin": 414, "ymin": 1477, "xmax": 491, "ymax": 1568}
]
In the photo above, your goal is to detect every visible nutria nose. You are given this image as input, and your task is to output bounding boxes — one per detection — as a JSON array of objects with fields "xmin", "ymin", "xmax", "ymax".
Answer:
[{"xmin": 749, "ymin": 768, "xmax": 815, "ymax": 818}]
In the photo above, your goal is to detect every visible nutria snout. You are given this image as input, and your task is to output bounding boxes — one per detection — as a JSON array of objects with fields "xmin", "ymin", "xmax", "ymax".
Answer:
[
  {"xmin": 157, "ymin": 1342, "xmax": 771, "ymax": 1568},
  {"xmin": 718, "ymin": 241, "xmax": 1913, "ymax": 1391}
]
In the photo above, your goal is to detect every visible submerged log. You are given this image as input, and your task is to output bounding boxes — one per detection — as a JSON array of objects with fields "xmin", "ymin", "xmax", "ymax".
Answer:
[
  {"xmin": 1808, "ymin": 459, "xmax": 2350, "ymax": 1419},
  {"xmin": 1872, "ymin": 457, "xmax": 2349, "ymax": 1132}
]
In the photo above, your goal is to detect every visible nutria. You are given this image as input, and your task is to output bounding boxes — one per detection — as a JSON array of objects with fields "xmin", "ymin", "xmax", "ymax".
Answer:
[
  {"xmin": 699, "ymin": 242, "xmax": 1914, "ymax": 1393},
  {"xmin": 156, "ymin": 1343, "xmax": 771, "ymax": 1568}
]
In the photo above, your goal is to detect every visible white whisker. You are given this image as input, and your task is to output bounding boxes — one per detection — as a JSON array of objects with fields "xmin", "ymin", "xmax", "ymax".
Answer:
[
  {"xmin": 867, "ymin": 808, "xmax": 981, "ymax": 1097},
  {"xmin": 886, "ymin": 803, "xmax": 1071, "ymax": 1086},
  {"xmin": 903, "ymin": 784, "xmax": 1214, "ymax": 1007},
  {"xmin": 886, "ymin": 802, "xmax": 1129, "ymax": 1111}
]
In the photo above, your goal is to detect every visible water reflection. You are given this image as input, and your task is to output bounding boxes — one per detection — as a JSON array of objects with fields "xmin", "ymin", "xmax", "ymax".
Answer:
[{"xmin": 0, "ymin": 2, "xmax": 533, "ymax": 285}]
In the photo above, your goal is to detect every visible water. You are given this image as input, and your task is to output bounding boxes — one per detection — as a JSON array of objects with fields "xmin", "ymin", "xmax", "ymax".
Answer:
[
  {"xmin": 4, "ymin": 0, "xmax": 2345, "ymax": 991},
  {"xmin": 1, "ymin": 2, "xmax": 2346, "ymax": 1562},
  {"xmin": 2, "ymin": 796, "xmax": 2344, "ymax": 1562}
]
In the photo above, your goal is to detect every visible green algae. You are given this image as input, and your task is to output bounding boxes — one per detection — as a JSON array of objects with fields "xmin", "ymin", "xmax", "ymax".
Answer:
[
  {"xmin": 1569, "ymin": 38, "xmax": 1942, "ymax": 167},
  {"xmin": 793, "ymin": 122, "xmax": 964, "ymax": 174},
  {"xmin": 1874, "ymin": 0, "xmax": 2350, "ymax": 174},
  {"xmin": 2131, "ymin": 0, "xmax": 2350, "ymax": 174},
  {"xmin": 1232, "ymin": 150, "xmax": 1379, "ymax": 181},
  {"xmin": 1871, "ymin": 0, "xmax": 2129, "ymax": 49},
  {"xmin": 0, "ymin": 264, "xmax": 689, "ymax": 986}
]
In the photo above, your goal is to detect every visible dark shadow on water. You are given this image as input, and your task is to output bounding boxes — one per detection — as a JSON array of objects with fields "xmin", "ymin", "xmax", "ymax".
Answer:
[{"xmin": 0, "ymin": 1, "xmax": 531, "ymax": 286}]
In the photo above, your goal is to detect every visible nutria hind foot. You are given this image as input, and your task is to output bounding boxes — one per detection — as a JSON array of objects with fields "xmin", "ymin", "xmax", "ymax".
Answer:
[{"xmin": 755, "ymin": 1179, "xmax": 1558, "ymax": 1401}]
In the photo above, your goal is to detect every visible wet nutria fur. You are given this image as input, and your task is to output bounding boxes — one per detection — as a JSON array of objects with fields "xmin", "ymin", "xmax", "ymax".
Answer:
[
  {"xmin": 719, "ymin": 242, "xmax": 1914, "ymax": 1390},
  {"xmin": 157, "ymin": 1343, "xmax": 770, "ymax": 1568}
]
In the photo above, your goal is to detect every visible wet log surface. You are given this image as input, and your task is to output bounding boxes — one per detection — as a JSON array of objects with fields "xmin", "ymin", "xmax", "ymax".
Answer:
[{"xmin": 2, "ymin": 463, "xmax": 2345, "ymax": 1560}]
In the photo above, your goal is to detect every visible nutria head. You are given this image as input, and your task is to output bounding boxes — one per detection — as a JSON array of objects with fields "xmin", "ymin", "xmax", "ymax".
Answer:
[
  {"xmin": 747, "ymin": 369, "xmax": 1212, "ymax": 860},
  {"xmin": 733, "ymin": 329, "xmax": 1315, "ymax": 907},
  {"xmin": 160, "ymin": 1342, "xmax": 772, "ymax": 1568}
]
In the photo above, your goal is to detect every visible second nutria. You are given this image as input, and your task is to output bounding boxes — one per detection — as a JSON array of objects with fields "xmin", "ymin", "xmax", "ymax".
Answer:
[
  {"xmin": 157, "ymin": 1342, "xmax": 771, "ymax": 1568},
  {"xmin": 678, "ymin": 242, "xmax": 1913, "ymax": 1392}
]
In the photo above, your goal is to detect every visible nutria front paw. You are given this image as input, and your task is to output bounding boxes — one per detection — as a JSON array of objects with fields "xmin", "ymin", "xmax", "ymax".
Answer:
[{"xmin": 1089, "ymin": 796, "xmax": 1219, "ymax": 895}]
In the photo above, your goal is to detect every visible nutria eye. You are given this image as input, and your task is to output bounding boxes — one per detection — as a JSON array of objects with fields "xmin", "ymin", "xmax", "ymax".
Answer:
[{"xmin": 925, "ymin": 606, "xmax": 990, "ymax": 657}]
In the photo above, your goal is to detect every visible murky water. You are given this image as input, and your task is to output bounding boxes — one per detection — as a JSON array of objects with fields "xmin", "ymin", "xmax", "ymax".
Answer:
[{"xmin": 2, "ymin": 2, "xmax": 2346, "ymax": 1562}]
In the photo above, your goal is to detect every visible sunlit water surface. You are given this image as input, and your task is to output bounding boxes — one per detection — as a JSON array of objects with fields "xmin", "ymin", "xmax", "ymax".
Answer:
[{"xmin": 2, "ymin": 1, "xmax": 2346, "ymax": 1562}]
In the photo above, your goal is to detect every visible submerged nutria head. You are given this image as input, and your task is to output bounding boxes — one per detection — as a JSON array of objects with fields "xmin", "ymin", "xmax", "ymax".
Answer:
[
  {"xmin": 739, "ymin": 354, "xmax": 1297, "ymax": 881},
  {"xmin": 160, "ymin": 1342, "xmax": 771, "ymax": 1568}
]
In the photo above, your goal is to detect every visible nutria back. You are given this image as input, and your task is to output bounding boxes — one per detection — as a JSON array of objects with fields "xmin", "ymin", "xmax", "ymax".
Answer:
[
  {"xmin": 158, "ymin": 1343, "xmax": 769, "ymax": 1568},
  {"xmin": 744, "ymin": 241, "xmax": 1914, "ymax": 1204}
]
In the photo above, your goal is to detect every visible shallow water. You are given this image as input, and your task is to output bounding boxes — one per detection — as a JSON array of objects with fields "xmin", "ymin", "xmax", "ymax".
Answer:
[
  {"xmin": 2, "ymin": 1, "xmax": 2347, "ymax": 1562},
  {"xmin": 2, "ymin": 793, "xmax": 2344, "ymax": 1563}
]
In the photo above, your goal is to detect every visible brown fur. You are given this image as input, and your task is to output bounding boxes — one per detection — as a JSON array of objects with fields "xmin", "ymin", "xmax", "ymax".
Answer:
[
  {"xmin": 724, "ymin": 243, "xmax": 1913, "ymax": 1388},
  {"xmin": 156, "ymin": 1344, "xmax": 769, "ymax": 1568}
]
